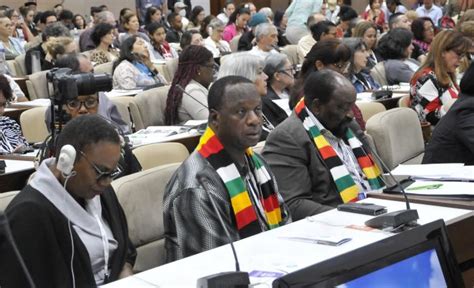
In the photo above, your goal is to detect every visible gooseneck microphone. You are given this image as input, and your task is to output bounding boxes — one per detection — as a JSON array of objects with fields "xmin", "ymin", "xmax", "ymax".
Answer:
[
  {"xmin": 196, "ymin": 174, "xmax": 250, "ymax": 288},
  {"xmin": 0, "ymin": 211, "xmax": 36, "ymax": 288},
  {"xmin": 175, "ymin": 84, "xmax": 209, "ymax": 109},
  {"xmin": 355, "ymin": 130, "xmax": 419, "ymax": 231}
]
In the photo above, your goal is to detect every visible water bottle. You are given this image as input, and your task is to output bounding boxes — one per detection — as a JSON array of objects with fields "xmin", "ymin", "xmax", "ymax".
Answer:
[{"xmin": 0, "ymin": 45, "xmax": 6, "ymax": 75}]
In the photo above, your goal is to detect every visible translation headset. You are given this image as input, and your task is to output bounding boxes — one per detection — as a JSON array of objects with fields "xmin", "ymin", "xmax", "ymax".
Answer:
[{"xmin": 56, "ymin": 144, "xmax": 76, "ymax": 177}]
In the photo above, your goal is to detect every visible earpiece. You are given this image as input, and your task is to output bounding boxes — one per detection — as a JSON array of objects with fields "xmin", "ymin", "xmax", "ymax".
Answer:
[{"xmin": 57, "ymin": 144, "xmax": 76, "ymax": 177}]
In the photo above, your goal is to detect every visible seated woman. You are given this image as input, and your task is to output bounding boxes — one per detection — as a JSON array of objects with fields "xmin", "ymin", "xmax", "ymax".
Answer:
[
  {"xmin": 343, "ymin": 37, "xmax": 380, "ymax": 93},
  {"xmin": 117, "ymin": 12, "xmax": 150, "ymax": 45},
  {"xmin": 164, "ymin": 45, "xmax": 214, "ymax": 125},
  {"xmin": 423, "ymin": 62, "xmax": 474, "ymax": 164},
  {"xmin": 203, "ymin": 19, "xmax": 231, "ymax": 58},
  {"xmin": 352, "ymin": 21, "xmax": 379, "ymax": 69},
  {"xmin": 411, "ymin": 17, "xmax": 435, "ymax": 62},
  {"xmin": 410, "ymin": 30, "xmax": 470, "ymax": 126},
  {"xmin": 263, "ymin": 53, "xmax": 295, "ymax": 118},
  {"xmin": 4, "ymin": 74, "xmax": 27, "ymax": 102},
  {"xmin": 0, "ymin": 115, "xmax": 136, "ymax": 287},
  {"xmin": 143, "ymin": 6, "xmax": 163, "ymax": 27},
  {"xmin": 90, "ymin": 23, "xmax": 119, "ymax": 66},
  {"xmin": 0, "ymin": 75, "xmax": 28, "ymax": 154},
  {"xmin": 187, "ymin": 5, "xmax": 206, "ymax": 31},
  {"xmin": 145, "ymin": 22, "xmax": 178, "ymax": 61},
  {"xmin": 361, "ymin": 0, "xmax": 385, "ymax": 31},
  {"xmin": 180, "ymin": 30, "xmax": 204, "ymax": 51},
  {"xmin": 222, "ymin": 5, "xmax": 250, "ymax": 42},
  {"xmin": 0, "ymin": 15, "xmax": 25, "ymax": 60},
  {"xmin": 73, "ymin": 14, "xmax": 87, "ymax": 30},
  {"xmin": 377, "ymin": 28, "xmax": 420, "ymax": 85},
  {"xmin": 46, "ymin": 36, "xmax": 77, "ymax": 68},
  {"xmin": 218, "ymin": 52, "xmax": 284, "ymax": 139},
  {"xmin": 112, "ymin": 36, "xmax": 167, "ymax": 90}
]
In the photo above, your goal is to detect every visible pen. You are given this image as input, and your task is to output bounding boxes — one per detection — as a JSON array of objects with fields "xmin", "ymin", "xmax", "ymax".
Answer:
[{"xmin": 406, "ymin": 184, "xmax": 443, "ymax": 191}]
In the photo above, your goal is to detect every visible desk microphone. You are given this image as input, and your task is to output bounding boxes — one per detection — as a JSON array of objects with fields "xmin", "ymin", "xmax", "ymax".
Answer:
[
  {"xmin": 0, "ymin": 211, "xmax": 36, "ymax": 288},
  {"xmin": 175, "ymin": 84, "xmax": 208, "ymax": 109},
  {"xmin": 355, "ymin": 130, "xmax": 419, "ymax": 231},
  {"xmin": 196, "ymin": 174, "xmax": 250, "ymax": 288}
]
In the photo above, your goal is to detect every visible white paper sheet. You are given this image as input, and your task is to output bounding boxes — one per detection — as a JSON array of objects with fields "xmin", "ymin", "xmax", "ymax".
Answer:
[
  {"xmin": 391, "ymin": 164, "xmax": 473, "ymax": 181},
  {"xmin": 404, "ymin": 180, "xmax": 474, "ymax": 196}
]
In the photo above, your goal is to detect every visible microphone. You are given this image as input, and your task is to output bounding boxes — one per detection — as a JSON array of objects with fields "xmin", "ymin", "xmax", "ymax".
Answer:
[
  {"xmin": 175, "ymin": 84, "xmax": 209, "ymax": 109},
  {"xmin": 0, "ymin": 211, "xmax": 36, "ymax": 288},
  {"xmin": 196, "ymin": 174, "xmax": 250, "ymax": 288},
  {"xmin": 354, "ymin": 130, "xmax": 419, "ymax": 231}
]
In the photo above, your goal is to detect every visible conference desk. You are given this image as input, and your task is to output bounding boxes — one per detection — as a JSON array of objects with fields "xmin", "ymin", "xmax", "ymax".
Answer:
[
  {"xmin": 103, "ymin": 198, "xmax": 473, "ymax": 288},
  {"xmin": 0, "ymin": 159, "xmax": 35, "ymax": 193}
]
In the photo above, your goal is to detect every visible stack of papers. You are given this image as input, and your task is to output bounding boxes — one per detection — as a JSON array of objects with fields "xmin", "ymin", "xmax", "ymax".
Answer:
[
  {"xmin": 128, "ymin": 126, "xmax": 199, "ymax": 147},
  {"xmin": 391, "ymin": 164, "xmax": 474, "ymax": 181},
  {"xmin": 404, "ymin": 181, "xmax": 474, "ymax": 197},
  {"xmin": 11, "ymin": 99, "xmax": 51, "ymax": 107},
  {"xmin": 104, "ymin": 89, "xmax": 143, "ymax": 98}
]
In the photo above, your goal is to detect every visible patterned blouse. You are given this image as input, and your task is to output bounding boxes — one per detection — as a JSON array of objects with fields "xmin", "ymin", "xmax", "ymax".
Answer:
[
  {"xmin": 0, "ymin": 116, "xmax": 28, "ymax": 153},
  {"xmin": 90, "ymin": 49, "xmax": 119, "ymax": 66}
]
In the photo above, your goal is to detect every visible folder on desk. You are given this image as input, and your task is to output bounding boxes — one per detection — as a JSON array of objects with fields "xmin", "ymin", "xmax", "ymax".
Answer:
[
  {"xmin": 384, "ymin": 179, "xmax": 474, "ymax": 199},
  {"xmin": 391, "ymin": 164, "xmax": 474, "ymax": 182}
]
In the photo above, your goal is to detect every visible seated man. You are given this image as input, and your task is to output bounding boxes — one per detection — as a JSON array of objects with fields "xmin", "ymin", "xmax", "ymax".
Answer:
[
  {"xmin": 248, "ymin": 23, "xmax": 279, "ymax": 60},
  {"xmin": 164, "ymin": 76, "xmax": 291, "ymax": 261},
  {"xmin": 263, "ymin": 70, "xmax": 383, "ymax": 221},
  {"xmin": 0, "ymin": 115, "xmax": 136, "ymax": 287}
]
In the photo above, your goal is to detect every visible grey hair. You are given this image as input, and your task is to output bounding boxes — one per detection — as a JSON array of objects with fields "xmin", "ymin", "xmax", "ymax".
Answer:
[
  {"xmin": 255, "ymin": 23, "xmax": 277, "ymax": 41},
  {"xmin": 208, "ymin": 18, "xmax": 225, "ymax": 30},
  {"xmin": 96, "ymin": 11, "xmax": 115, "ymax": 24},
  {"xmin": 218, "ymin": 52, "xmax": 263, "ymax": 82},
  {"xmin": 42, "ymin": 22, "xmax": 71, "ymax": 41},
  {"xmin": 263, "ymin": 53, "xmax": 289, "ymax": 83},
  {"xmin": 258, "ymin": 7, "xmax": 274, "ymax": 20}
]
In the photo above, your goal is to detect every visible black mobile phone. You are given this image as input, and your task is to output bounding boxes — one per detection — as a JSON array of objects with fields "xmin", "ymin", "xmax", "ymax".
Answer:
[{"xmin": 337, "ymin": 202, "xmax": 387, "ymax": 216}]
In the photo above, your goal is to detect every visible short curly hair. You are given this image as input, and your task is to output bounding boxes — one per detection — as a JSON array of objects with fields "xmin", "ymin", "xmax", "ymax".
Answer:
[{"xmin": 91, "ymin": 22, "xmax": 115, "ymax": 46}]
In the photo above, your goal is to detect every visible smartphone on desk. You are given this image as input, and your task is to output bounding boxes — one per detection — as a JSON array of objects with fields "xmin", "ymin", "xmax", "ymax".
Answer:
[{"xmin": 337, "ymin": 203, "xmax": 387, "ymax": 216}]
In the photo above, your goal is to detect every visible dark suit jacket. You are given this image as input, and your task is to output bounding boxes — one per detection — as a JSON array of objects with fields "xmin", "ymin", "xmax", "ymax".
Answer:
[
  {"xmin": 262, "ymin": 88, "xmax": 288, "ymax": 128},
  {"xmin": 423, "ymin": 93, "xmax": 474, "ymax": 165},
  {"xmin": 262, "ymin": 114, "xmax": 368, "ymax": 220}
]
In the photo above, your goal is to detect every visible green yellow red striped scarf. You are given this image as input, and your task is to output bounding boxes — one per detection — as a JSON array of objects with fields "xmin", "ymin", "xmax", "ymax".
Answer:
[
  {"xmin": 295, "ymin": 99, "xmax": 384, "ymax": 203},
  {"xmin": 197, "ymin": 127, "xmax": 284, "ymax": 238}
]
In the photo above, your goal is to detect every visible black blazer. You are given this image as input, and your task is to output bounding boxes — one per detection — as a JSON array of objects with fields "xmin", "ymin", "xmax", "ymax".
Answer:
[
  {"xmin": 263, "ymin": 86, "xmax": 289, "ymax": 128},
  {"xmin": 423, "ymin": 93, "xmax": 474, "ymax": 165}
]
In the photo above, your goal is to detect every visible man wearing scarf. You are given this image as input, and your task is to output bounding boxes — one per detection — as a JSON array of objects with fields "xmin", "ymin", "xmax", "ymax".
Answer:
[
  {"xmin": 263, "ymin": 70, "xmax": 384, "ymax": 221},
  {"xmin": 163, "ymin": 76, "xmax": 291, "ymax": 262}
]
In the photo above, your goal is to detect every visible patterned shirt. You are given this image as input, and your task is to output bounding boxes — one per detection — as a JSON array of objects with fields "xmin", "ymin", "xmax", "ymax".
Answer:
[{"xmin": 0, "ymin": 116, "xmax": 28, "ymax": 153}]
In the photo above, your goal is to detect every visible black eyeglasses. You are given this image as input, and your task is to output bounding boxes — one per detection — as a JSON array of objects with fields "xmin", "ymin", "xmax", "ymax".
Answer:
[
  {"xmin": 200, "ymin": 63, "xmax": 218, "ymax": 72},
  {"xmin": 79, "ymin": 151, "xmax": 122, "ymax": 182},
  {"xmin": 66, "ymin": 97, "xmax": 99, "ymax": 110},
  {"xmin": 278, "ymin": 67, "xmax": 296, "ymax": 76}
]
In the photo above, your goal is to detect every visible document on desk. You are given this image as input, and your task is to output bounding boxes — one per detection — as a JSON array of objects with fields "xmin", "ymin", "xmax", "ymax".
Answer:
[
  {"xmin": 128, "ymin": 126, "xmax": 199, "ymax": 147},
  {"xmin": 403, "ymin": 180, "xmax": 474, "ymax": 197},
  {"xmin": 104, "ymin": 89, "xmax": 143, "ymax": 98},
  {"xmin": 10, "ymin": 99, "xmax": 51, "ymax": 107},
  {"xmin": 391, "ymin": 163, "xmax": 474, "ymax": 181}
]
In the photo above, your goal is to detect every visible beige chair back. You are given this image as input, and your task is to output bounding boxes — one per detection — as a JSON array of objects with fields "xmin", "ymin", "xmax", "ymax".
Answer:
[
  {"xmin": 366, "ymin": 108, "xmax": 424, "ymax": 170},
  {"xmin": 281, "ymin": 45, "xmax": 299, "ymax": 67},
  {"xmin": 356, "ymin": 102, "xmax": 386, "ymax": 122},
  {"xmin": 94, "ymin": 62, "xmax": 113, "ymax": 74},
  {"xmin": 108, "ymin": 96, "xmax": 133, "ymax": 131},
  {"xmin": 14, "ymin": 54, "xmax": 27, "ymax": 76},
  {"xmin": 6, "ymin": 60, "xmax": 19, "ymax": 77},
  {"xmin": 0, "ymin": 191, "xmax": 20, "ymax": 212},
  {"xmin": 26, "ymin": 70, "xmax": 51, "ymax": 100},
  {"xmin": 370, "ymin": 62, "xmax": 388, "ymax": 86},
  {"xmin": 111, "ymin": 163, "xmax": 180, "ymax": 272},
  {"xmin": 132, "ymin": 142, "xmax": 189, "ymax": 170},
  {"xmin": 129, "ymin": 85, "xmax": 170, "ymax": 130},
  {"xmin": 398, "ymin": 94, "xmax": 410, "ymax": 107},
  {"xmin": 229, "ymin": 35, "xmax": 241, "ymax": 52},
  {"xmin": 20, "ymin": 106, "xmax": 49, "ymax": 143}
]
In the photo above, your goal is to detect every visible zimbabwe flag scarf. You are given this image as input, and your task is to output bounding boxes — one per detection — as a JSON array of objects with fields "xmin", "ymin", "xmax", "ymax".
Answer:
[
  {"xmin": 197, "ymin": 126, "xmax": 284, "ymax": 238},
  {"xmin": 294, "ymin": 99, "xmax": 384, "ymax": 203}
]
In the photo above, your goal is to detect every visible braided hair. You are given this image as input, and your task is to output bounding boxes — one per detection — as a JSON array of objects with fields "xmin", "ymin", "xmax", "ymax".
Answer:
[{"xmin": 165, "ymin": 45, "xmax": 213, "ymax": 125}]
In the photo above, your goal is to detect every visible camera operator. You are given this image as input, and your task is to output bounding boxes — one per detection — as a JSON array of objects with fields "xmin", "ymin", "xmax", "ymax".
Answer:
[{"xmin": 39, "ymin": 62, "xmax": 141, "ymax": 179}]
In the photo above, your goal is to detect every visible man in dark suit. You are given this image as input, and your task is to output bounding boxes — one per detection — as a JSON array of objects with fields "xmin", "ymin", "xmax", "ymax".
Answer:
[
  {"xmin": 263, "ymin": 70, "xmax": 383, "ymax": 220},
  {"xmin": 423, "ymin": 63, "xmax": 474, "ymax": 165}
]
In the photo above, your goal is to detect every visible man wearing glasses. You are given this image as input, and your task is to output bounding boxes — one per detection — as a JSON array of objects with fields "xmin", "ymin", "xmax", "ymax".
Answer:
[{"xmin": 0, "ymin": 115, "xmax": 136, "ymax": 287}]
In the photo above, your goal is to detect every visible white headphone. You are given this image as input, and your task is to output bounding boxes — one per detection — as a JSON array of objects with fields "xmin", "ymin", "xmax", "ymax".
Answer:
[{"xmin": 56, "ymin": 144, "xmax": 76, "ymax": 177}]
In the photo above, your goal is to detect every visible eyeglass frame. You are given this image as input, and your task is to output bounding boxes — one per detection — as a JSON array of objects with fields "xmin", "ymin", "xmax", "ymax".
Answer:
[
  {"xmin": 65, "ymin": 97, "xmax": 99, "ymax": 111},
  {"xmin": 278, "ymin": 67, "xmax": 296, "ymax": 77},
  {"xmin": 79, "ymin": 150, "xmax": 122, "ymax": 182}
]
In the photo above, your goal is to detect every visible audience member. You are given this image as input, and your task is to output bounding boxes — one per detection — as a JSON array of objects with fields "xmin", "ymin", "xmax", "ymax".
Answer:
[
  {"xmin": 377, "ymin": 28, "xmax": 420, "ymax": 85},
  {"xmin": 416, "ymin": 0, "xmax": 443, "ymax": 25},
  {"xmin": 187, "ymin": 5, "xmax": 205, "ymax": 31},
  {"xmin": 5, "ymin": 8, "xmax": 33, "ymax": 43},
  {"xmin": 388, "ymin": 12, "xmax": 411, "ymax": 30},
  {"xmin": 353, "ymin": 21, "xmax": 379, "ymax": 69},
  {"xmin": 203, "ymin": 18, "xmax": 231, "ymax": 58},
  {"xmin": 180, "ymin": 30, "xmax": 203, "ymax": 50},
  {"xmin": 136, "ymin": 0, "xmax": 167, "ymax": 24},
  {"xmin": 79, "ymin": 11, "xmax": 116, "ymax": 52},
  {"xmin": 386, "ymin": 0, "xmax": 408, "ymax": 21},
  {"xmin": 143, "ymin": 6, "xmax": 163, "ymax": 27},
  {"xmin": 296, "ymin": 13, "xmax": 326, "ymax": 64},
  {"xmin": 118, "ymin": 8, "xmax": 134, "ymax": 32},
  {"xmin": 145, "ymin": 22, "xmax": 178, "ymax": 61},
  {"xmin": 284, "ymin": 0, "xmax": 323, "ymax": 44},
  {"xmin": 112, "ymin": 36, "xmax": 167, "ymax": 89},
  {"xmin": 0, "ymin": 75, "xmax": 28, "ymax": 154},
  {"xmin": 411, "ymin": 16, "xmax": 435, "ymax": 60},
  {"xmin": 222, "ymin": 5, "xmax": 250, "ymax": 42},
  {"xmin": 458, "ymin": 21, "xmax": 474, "ymax": 75},
  {"xmin": 217, "ymin": 1, "xmax": 235, "ymax": 25},
  {"xmin": 200, "ymin": 15, "xmax": 216, "ymax": 39},
  {"xmin": 90, "ymin": 23, "xmax": 119, "ymax": 66},
  {"xmin": 237, "ymin": 12, "xmax": 268, "ymax": 52},
  {"xmin": 45, "ymin": 36, "xmax": 76, "ymax": 67},
  {"xmin": 263, "ymin": 53, "xmax": 295, "ymax": 117},
  {"xmin": 410, "ymin": 30, "xmax": 470, "ymax": 125},
  {"xmin": 263, "ymin": 70, "xmax": 383, "ymax": 220},
  {"xmin": 343, "ymin": 37, "xmax": 380, "ymax": 93},
  {"xmin": 164, "ymin": 75, "xmax": 290, "ymax": 261},
  {"xmin": 248, "ymin": 23, "xmax": 279, "ymax": 59},
  {"xmin": 423, "ymin": 62, "xmax": 474, "ymax": 164},
  {"xmin": 0, "ymin": 115, "xmax": 136, "ymax": 286},
  {"xmin": 53, "ymin": 3, "xmax": 64, "ymax": 16},
  {"xmin": 118, "ymin": 12, "xmax": 150, "ymax": 44},
  {"xmin": 165, "ymin": 12, "xmax": 184, "ymax": 43},
  {"xmin": 3, "ymin": 74, "xmax": 27, "ymax": 102},
  {"xmin": 336, "ymin": 5, "xmax": 358, "ymax": 38},
  {"xmin": 73, "ymin": 14, "xmax": 87, "ymax": 30},
  {"xmin": 0, "ymin": 15, "xmax": 25, "ymax": 60},
  {"xmin": 273, "ymin": 10, "xmax": 289, "ymax": 47},
  {"xmin": 173, "ymin": 2, "xmax": 189, "ymax": 29},
  {"xmin": 361, "ymin": 0, "xmax": 385, "ymax": 30},
  {"xmin": 326, "ymin": 0, "xmax": 340, "ymax": 23},
  {"xmin": 58, "ymin": 9, "xmax": 75, "ymax": 30},
  {"xmin": 165, "ymin": 45, "xmax": 214, "ymax": 125},
  {"xmin": 19, "ymin": 6, "xmax": 37, "ymax": 37}
]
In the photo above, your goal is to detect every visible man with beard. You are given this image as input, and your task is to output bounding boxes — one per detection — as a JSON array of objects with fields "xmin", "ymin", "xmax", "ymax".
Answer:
[{"xmin": 263, "ymin": 70, "xmax": 384, "ymax": 220}]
